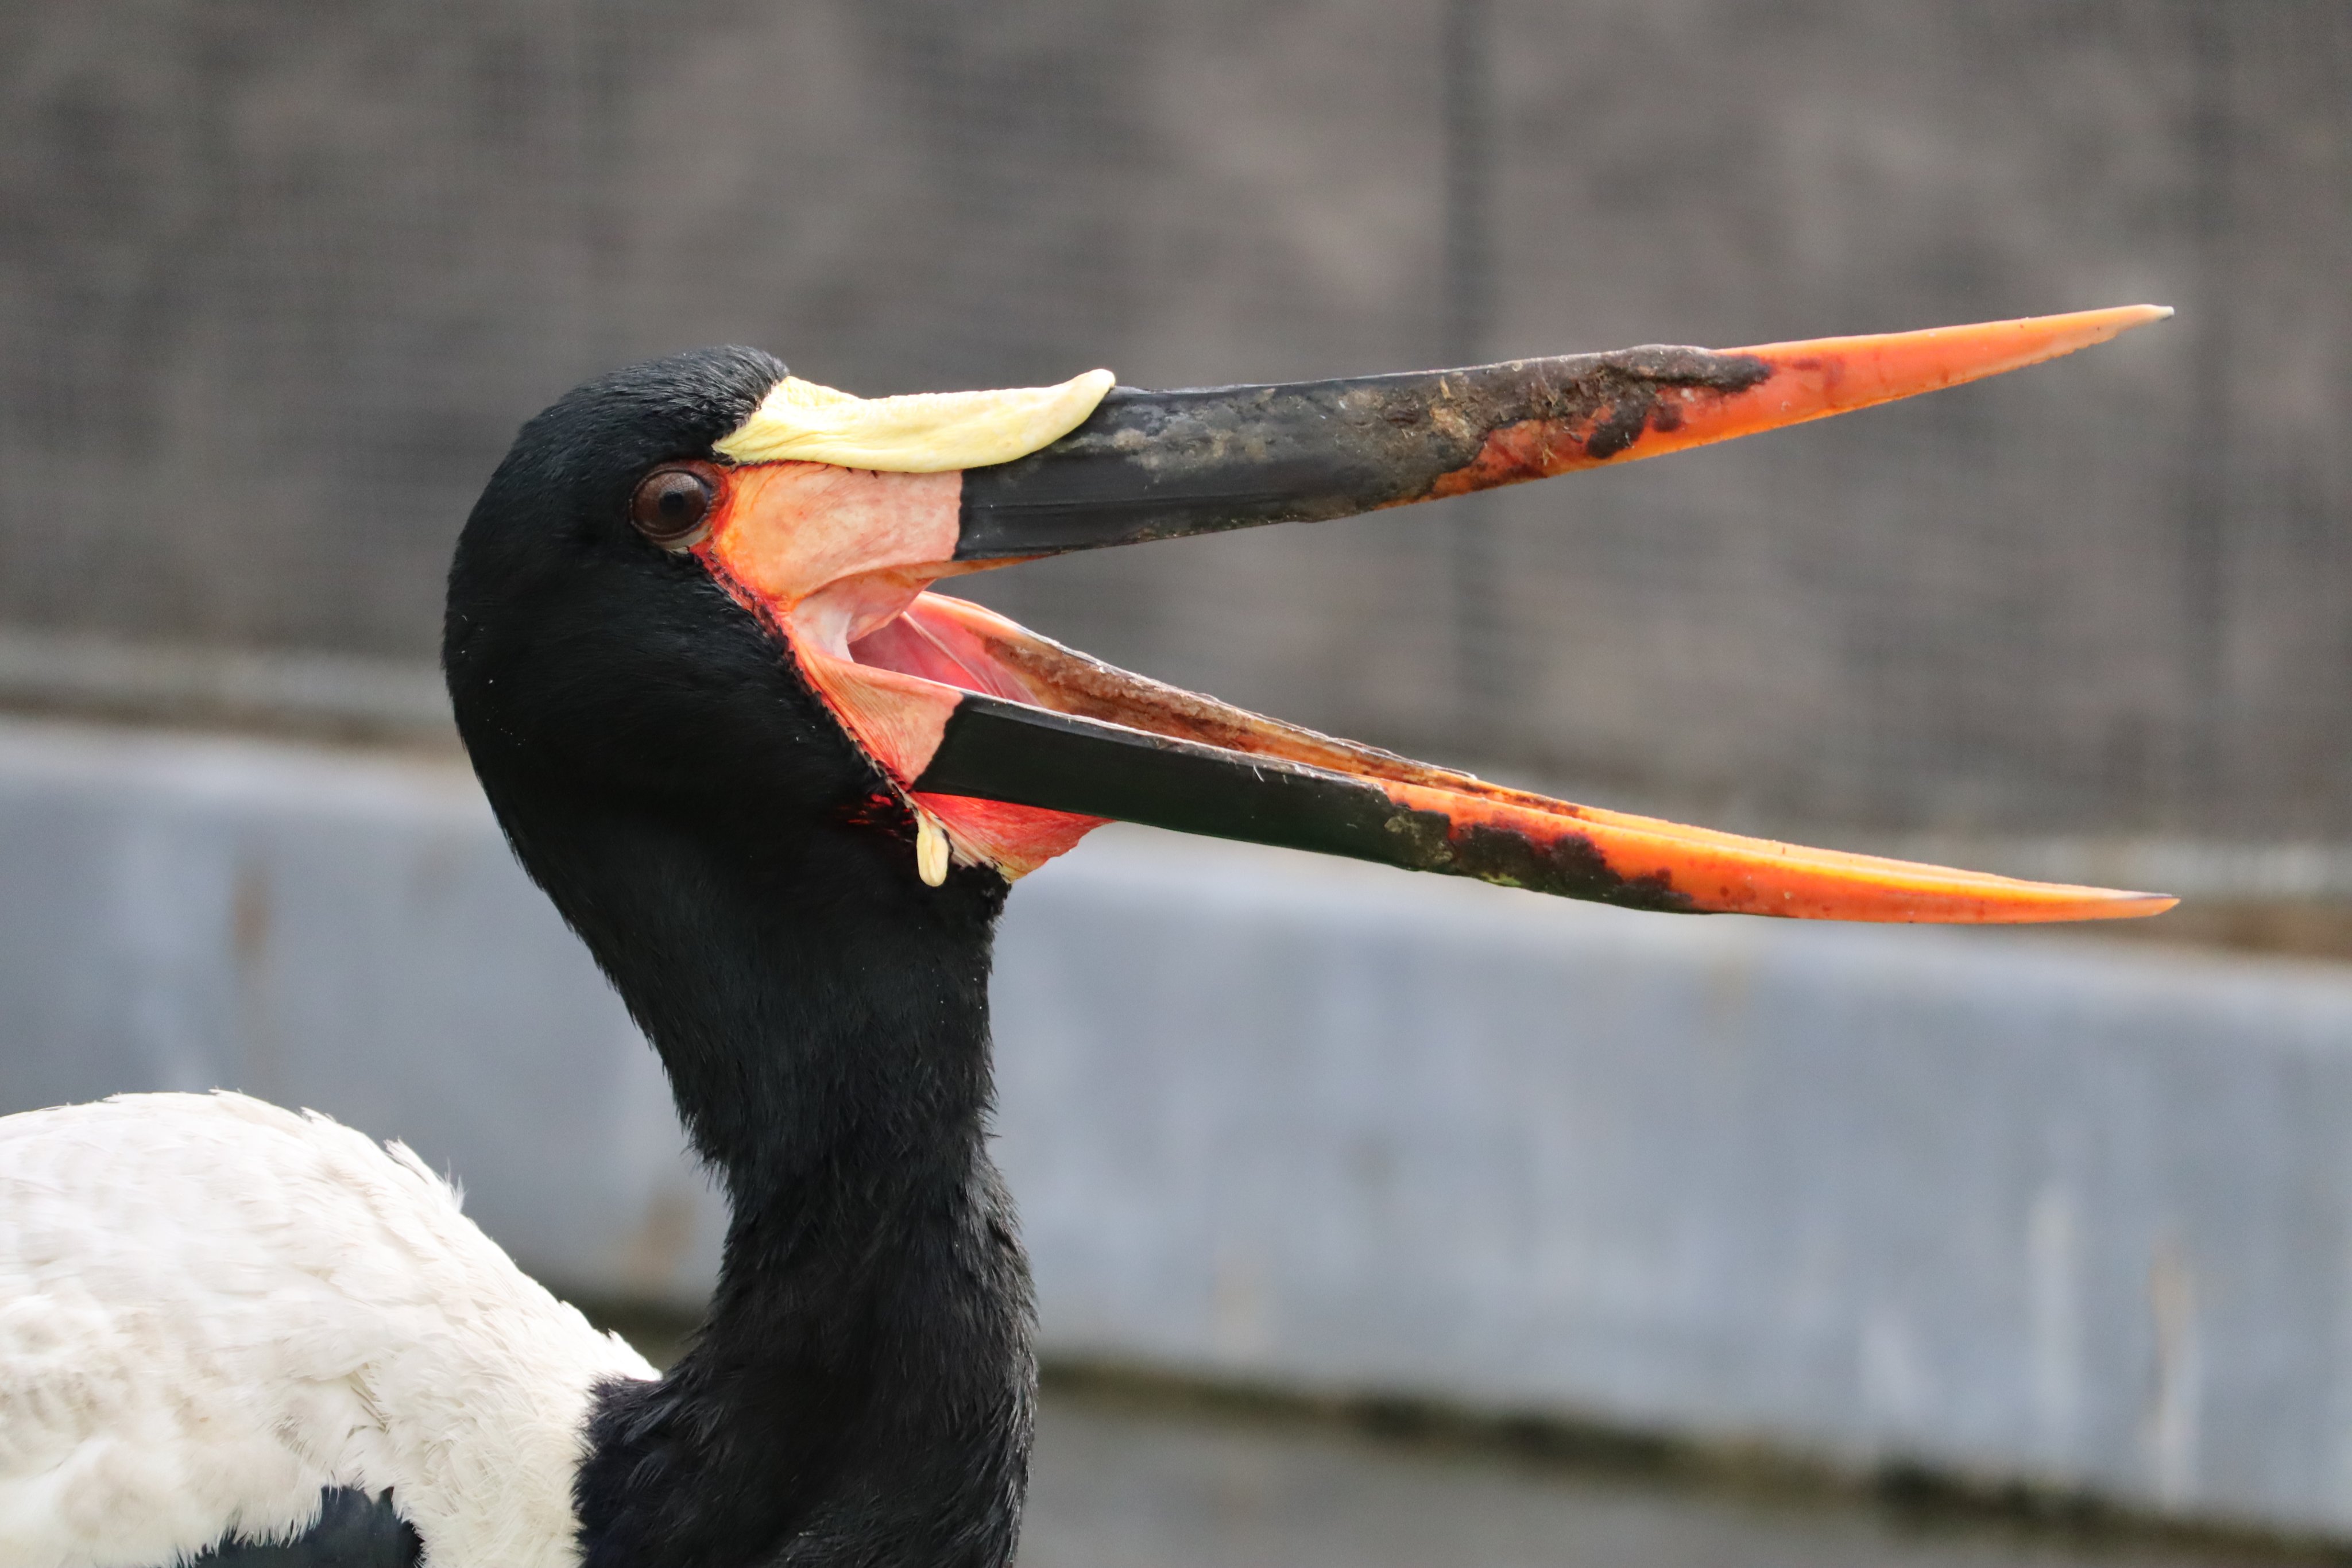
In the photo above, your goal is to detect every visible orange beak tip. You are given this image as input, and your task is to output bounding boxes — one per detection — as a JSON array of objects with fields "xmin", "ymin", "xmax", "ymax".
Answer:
[
  {"xmin": 1647, "ymin": 304, "xmax": 2184, "ymax": 473},
  {"xmin": 2047, "ymin": 889, "xmax": 2178, "ymax": 923},
  {"xmin": 2081, "ymin": 302, "xmax": 2175, "ymax": 343}
]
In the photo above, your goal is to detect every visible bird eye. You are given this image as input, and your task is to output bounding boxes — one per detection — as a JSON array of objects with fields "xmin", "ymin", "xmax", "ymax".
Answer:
[{"xmin": 629, "ymin": 464, "xmax": 718, "ymax": 549}]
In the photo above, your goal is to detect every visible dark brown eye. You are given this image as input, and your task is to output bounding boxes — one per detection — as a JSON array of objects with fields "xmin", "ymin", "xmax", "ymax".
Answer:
[{"xmin": 629, "ymin": 464, "xmax": 717, "ymax": 548}]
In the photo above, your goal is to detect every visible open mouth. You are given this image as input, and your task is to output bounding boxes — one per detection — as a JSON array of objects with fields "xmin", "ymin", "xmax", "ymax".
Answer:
[{"xmin": 689, "ymin": 306, "xmax": 2177, "ymax": 923}]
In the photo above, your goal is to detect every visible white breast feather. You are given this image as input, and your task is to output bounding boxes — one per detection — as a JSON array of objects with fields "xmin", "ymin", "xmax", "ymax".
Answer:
[{"xmin": 0, "ymin": 1092, "xmax": 658, "ymax": 1568}]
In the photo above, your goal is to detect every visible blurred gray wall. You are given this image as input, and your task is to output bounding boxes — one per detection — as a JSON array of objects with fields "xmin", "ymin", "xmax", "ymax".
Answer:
[
  {"xmin": 12, "ymin": 715, "xmax": 2352, "ymax": 1533},
  {"xmin": 2, "ymin": 2, "xmax": 2345, "ymax": 840}
]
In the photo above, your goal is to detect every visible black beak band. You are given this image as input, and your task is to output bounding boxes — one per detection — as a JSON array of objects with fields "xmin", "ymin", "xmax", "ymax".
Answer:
[
  {"xmin": 951, "ymin": 347, "xmax": 1773, "ymax": 560},
  {"xmin": 911, "ymin": 694, "xmax": 1697, "ymax": 911}
]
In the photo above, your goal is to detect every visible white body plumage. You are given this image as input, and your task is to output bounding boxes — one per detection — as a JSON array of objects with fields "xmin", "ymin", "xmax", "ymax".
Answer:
[{"xmin": 0, "ymin": 1092, "xmax": 654, "ymax": 1568}]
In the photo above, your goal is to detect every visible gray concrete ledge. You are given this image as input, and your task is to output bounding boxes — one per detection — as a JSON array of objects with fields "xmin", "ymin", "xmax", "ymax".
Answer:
[
  {"xmin": 0, "ymin": 632, "xmax": 454, "ymax": 744},
  {"xmin": 0, "ymin": 717, "xmax": 2347, "ymax": 1535}
]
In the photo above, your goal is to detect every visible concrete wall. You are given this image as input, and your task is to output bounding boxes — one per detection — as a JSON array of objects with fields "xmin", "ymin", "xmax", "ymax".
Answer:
[{"xmin": 7, "ymin": 714, "xmax": 2352, "ymax": 1535}]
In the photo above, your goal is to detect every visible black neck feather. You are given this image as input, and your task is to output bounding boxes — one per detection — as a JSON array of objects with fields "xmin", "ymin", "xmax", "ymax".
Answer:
[{"xmin": 494, "ymin": 786, "xmax": 1034, "ymax": 1568}]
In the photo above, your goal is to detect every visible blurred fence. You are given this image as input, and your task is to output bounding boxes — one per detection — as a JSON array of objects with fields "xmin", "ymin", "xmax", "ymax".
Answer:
[{"xmin": 0, "ymin": 1, "xmax": 2346, "ymax": 839}]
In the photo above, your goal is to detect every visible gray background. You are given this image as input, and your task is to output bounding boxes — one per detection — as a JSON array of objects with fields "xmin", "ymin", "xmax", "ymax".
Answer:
[
  {"xmin": 7, "ymin": 5, "xmax": 2352, "ymax": 1550},
  {"xmin": 1, "ymin": 2, "xmax": 2345, "ymax": 837}
]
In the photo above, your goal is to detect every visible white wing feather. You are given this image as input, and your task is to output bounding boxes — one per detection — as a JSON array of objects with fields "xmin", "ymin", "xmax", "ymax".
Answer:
[{"xmin": 0, "ymin": 1092, "xmax": 656, "ymax": 1568}]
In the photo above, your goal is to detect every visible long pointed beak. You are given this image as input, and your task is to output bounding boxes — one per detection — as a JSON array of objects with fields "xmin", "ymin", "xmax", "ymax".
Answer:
[
  {"xmin": 697, "ymin": 306, "xmax": 2177, "ymax": 922},
  {"xmin": 954, "ymin": 305, "xmax": 2171, "ymax": 556},
  {"xmin": 885, "ymin": 596, "xmax": 2169, "ymax": 923},
  {"xmin": 913, "ymin": 693, "xmax": 2171, "ymax": 923}
]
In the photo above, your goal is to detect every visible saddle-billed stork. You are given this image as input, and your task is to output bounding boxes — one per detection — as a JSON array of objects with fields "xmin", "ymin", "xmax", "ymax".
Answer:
[{"xmin": 0, "ymin": 306, "xmax": 2172, "ymax": 1568}]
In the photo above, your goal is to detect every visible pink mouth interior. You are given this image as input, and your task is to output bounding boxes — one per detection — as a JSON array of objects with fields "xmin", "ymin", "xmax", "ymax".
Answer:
[{"xmin": 847, "ymin": 599, "xmax": 1043, "ymax": 707}]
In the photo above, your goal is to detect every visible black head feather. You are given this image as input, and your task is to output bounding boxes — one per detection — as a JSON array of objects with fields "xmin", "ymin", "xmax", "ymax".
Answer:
[{"xmin": 444, "ymin": 347, "xmax": 810, "ymax": 803}]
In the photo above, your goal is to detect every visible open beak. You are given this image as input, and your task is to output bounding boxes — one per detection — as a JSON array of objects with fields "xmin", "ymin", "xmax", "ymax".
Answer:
[{"xmin": 691, "ymin": 305, "xmax": 2176, "ymax": 922}]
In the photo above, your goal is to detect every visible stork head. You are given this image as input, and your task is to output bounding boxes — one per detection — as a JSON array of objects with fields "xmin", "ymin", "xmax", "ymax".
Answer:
[{"xmin": 445, "ymin": 307, "xmax": 2176, "ymax": 925}]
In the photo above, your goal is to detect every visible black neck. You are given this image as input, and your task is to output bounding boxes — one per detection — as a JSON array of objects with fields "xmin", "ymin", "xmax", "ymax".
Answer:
[{"xmin": 506, "ymin": 792, "xmax": 1034, "ymax": 1568}]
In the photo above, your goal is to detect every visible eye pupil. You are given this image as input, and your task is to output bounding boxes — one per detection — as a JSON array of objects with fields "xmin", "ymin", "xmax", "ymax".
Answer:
[{"xmin": 629, "ymin": 465, "xmax": 716, "ymax": 547}]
